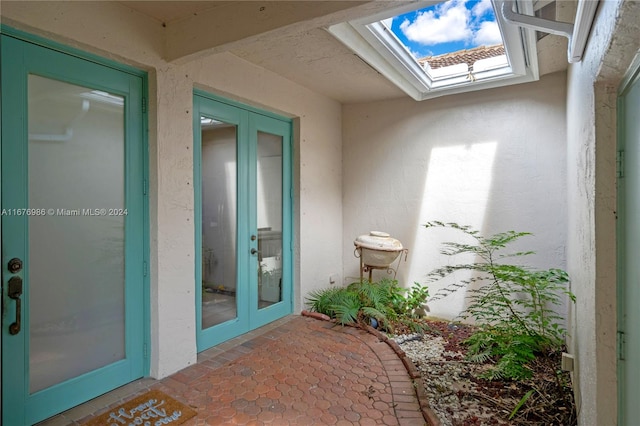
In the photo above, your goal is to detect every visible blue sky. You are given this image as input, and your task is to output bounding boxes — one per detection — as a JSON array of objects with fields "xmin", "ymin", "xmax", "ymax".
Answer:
[{"xmin": 384, "ymin": 0, "xmax": 502, "ymax": 59}]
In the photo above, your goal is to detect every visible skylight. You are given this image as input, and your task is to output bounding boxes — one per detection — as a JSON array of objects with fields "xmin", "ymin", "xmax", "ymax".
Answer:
[
  {"xmin": 328, "ymin": 0, "xmax": 539, "ymax": 100},
  {"xmin": 385, "ymin": 0, "xmax": 502, "ymax": 58}
]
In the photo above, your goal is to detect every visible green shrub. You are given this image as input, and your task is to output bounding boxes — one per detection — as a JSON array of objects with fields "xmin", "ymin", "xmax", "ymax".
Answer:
[
  {"xmin": 306, "ymin": 278, "xmax": 429, "ymax": 332},
  {"xmin": 425, "ymin": 221, "xmax": 575, "ymax": 380}
]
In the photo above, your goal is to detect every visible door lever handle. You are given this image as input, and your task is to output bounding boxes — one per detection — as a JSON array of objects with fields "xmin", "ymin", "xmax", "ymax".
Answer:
[
  {"xmin": 8, "ymin": 276, "xmax": 23, "ymax": 335},
  {"xmin": 251, "ymin": 248, "xmax": 259, "ymax": 256}
]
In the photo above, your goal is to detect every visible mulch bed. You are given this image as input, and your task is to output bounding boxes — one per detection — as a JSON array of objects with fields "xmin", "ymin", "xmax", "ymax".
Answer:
[{"xmin": 410, "ymin": 319, "xmax": 577, "ymax": 426}]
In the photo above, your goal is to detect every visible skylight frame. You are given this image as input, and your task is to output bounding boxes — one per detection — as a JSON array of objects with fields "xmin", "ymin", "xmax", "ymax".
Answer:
[{"xmin": 327, "ymin": 0, "xmax": 539, "ymax": 101}]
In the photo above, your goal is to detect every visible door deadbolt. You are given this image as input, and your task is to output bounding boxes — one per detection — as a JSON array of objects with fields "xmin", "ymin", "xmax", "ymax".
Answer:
[{"xmin": 8, "ymin": 258, "xmax": 23, "ymax": 274}]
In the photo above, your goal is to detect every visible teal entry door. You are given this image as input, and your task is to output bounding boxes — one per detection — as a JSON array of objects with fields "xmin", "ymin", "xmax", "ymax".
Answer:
[
  {"xmin": 1, "ymin": 34, "xmax": 147, "ymax": 425},
  {"xmin": 194, "ymin": 93, "xmax": 293, "ymax": 351},
  {"xmin": 618, "ymin": 64, "xmax": 640, "ymax": 425}
]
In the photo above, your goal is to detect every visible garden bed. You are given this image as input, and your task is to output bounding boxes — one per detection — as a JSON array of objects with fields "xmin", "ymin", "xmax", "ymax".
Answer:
[{"xmin": 393, "ymin": 319, "xmax": 577, "ymax": 426}]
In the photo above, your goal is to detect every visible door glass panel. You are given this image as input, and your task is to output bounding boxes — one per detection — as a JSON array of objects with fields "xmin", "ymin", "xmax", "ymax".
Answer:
[
  {"xmin": 28, "ymin": 75, "xmax": 125, "ymax": 393},
  {"xmin": 201, "ymin": 117, "xmax": 238, "ymax": 328},
  {"xmin": 256, "ymin": 131, "xmax": 283, "ymax": 308}
]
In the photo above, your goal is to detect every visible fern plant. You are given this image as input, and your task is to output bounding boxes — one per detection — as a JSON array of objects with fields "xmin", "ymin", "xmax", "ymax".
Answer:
[
  {"xmin": 425, "ymin": 221, "xmax": 575, "ymax": 380},
  {"xmin": 306, "ymin": 279, "xmax": 429, "ymax": 332}
]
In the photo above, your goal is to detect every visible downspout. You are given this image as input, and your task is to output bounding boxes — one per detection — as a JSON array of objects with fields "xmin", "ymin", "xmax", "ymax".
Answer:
[{"xmin": 501, "ymin": 0, "xmax": 599, "ymax": 63}]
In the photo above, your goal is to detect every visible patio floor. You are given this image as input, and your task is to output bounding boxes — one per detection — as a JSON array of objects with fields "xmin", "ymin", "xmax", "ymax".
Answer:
[{"xmin": 37, "ymin": 315, "xmax": 427, "ymax": 425}]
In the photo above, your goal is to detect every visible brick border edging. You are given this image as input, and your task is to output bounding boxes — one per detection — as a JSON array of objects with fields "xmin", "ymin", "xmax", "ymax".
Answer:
[{"xmin": 301, "ymin": 310, "xmax": 441, "ymax": 426}]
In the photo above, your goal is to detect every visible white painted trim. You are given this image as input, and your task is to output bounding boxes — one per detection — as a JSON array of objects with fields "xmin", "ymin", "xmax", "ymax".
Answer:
[
  {"xmin": 618, "ymin": 49, "xmax": 640, "ymax": 96},
  {"xmin": 502, "ymin": 0, "xmax": 599, "ymax": 63}
]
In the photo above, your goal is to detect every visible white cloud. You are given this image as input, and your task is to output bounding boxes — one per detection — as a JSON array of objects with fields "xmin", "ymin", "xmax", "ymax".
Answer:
[
  {"xmin": 409, "ymin": 47, "xmax": 434, "ymax": 60},
  {"xmin": 398, "ymin": 0, "xmax": 501, "ymax": 49},
  {"xmin": 472, "ymin": 0, "xmax": 493, "ymax": 17},
  {"xmin": 399, "ymin": 0, "xmax": 472, "ymax": 45},
  {"xmin": 472, "ymin": 20, "xmax": 502, "ymax": 45}
]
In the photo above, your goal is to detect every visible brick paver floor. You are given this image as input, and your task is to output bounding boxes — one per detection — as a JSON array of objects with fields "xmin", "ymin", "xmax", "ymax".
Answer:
[{"xmin": 38, "ymin": 315, "xmax": 425, "ymax": 425}]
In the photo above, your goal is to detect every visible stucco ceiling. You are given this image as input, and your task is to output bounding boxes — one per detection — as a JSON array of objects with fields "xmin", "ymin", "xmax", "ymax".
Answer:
[
  {"xmin": 118, "ymin": 0, "xmax": 569, "ymax": 104},
  {"xmin": 118, "ymin": 1, "xmax": 232, "ymax": 24}
]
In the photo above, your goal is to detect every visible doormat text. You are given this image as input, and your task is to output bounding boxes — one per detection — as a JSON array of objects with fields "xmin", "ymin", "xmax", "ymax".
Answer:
[{"xmin": 83, "ymin": 390, "xmax": 197, "ymax": 426}]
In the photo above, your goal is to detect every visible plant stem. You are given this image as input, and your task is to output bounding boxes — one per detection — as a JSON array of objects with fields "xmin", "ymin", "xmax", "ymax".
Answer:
[{"xmin": 487, "ymin": 250, "xmax": 532, "ymax": 336}]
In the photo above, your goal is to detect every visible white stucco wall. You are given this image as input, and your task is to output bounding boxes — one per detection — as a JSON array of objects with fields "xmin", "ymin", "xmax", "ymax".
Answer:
[
  {"xmin": 343, "ymin": 72, "xmax": 568, "ymax": 321},
  {"xmin": 7, "ymin": 3, "xmax": 640, "ymax": 425},
  {"xmin": 2, "ymin": 1, "xmax": 344, "ymax": 379},
  {"xmin": 565, "ymin": 1, "xmax": 640, "ymax": 424}
]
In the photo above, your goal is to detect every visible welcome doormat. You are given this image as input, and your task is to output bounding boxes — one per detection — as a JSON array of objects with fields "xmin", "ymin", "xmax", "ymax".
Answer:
[{"xmin": 83, "ymin": 389, "xmax": 197, "ymax": 426}]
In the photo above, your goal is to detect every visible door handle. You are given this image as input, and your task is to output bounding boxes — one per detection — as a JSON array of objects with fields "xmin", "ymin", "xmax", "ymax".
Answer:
[
  {"xmin": 251, "ymin": 248, "xmax": 259, "ymax": 256},
  {"xmin": 8, "ymin": 276, "xmax": 23, "ymax": 335}
]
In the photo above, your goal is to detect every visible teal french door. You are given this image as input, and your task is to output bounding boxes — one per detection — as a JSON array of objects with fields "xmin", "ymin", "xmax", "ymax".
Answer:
[
  {"xmin": 194, "ymin": 93, "xmax": 293, "ymax": 351},
  {"xmin": 618, "ymin": 63, "xmax": 640, "ymax": 425},
  {"xmin": 1, "ymin": 33, "xmax": 147, "ymax": 424}
]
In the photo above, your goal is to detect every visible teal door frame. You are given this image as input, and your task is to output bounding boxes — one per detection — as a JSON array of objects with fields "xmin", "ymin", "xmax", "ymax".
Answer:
[
  {"xmin": 193, "ymin": 91, "xmax": 293, "ymax": 351},
  {"xmin": 1, "ymin": 27, "xmax": 150, "ymax": 425},
  {"xmin": 617, "ymin": 59, "xmax": 640, "ymax": 426}
]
